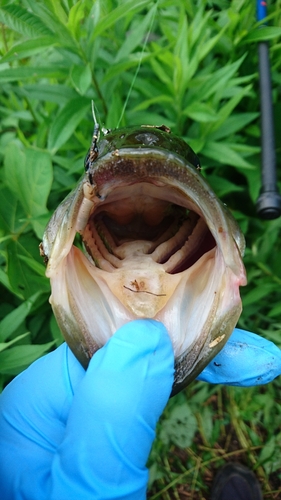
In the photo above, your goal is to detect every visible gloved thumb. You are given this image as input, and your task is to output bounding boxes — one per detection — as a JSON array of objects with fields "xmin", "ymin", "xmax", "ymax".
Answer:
[{"xmin": 49, "ymin": 319, "xmax": 174, "ymax": 500}]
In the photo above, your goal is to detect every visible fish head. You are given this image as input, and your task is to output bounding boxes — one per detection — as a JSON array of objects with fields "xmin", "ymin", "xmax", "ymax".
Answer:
[{"xmin": 41, "ymin": 125, "xmax": 246, "ymax": 396}]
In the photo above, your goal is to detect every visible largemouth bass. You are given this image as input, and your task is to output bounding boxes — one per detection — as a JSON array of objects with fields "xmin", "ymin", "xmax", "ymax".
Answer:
[{"xmin": 41, "ymin": 125, "xmax": 246, "ymax": 396}]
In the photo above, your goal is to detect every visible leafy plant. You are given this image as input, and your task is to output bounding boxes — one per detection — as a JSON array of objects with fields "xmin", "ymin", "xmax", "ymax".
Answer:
[{"xmin": 1, "ymin": 0, "xmax": 281, "ymax": 497}]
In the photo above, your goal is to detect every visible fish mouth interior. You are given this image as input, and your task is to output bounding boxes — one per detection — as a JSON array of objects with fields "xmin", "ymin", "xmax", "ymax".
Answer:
[
  {"xmin": 45, "ymin": 173, "xmax": 244, "ymax": 387},
  {"xmin": 81, "ymin": 182, "xmax": 216, "ymax": 275}
]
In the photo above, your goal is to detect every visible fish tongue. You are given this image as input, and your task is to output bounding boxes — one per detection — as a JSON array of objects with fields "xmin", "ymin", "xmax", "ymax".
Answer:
[{"xmin": 98, "ymin": 253, "xmax": 182, "ymax": 317}]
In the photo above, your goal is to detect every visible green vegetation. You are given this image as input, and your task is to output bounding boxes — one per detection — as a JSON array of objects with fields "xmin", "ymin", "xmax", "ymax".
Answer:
[{"xmin": 0, "ymin": 0, "xmax": 281, "ymax": 497}]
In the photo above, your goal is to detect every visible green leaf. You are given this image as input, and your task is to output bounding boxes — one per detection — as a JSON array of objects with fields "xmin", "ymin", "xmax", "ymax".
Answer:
[
  {"xmin": 208, "ymin": 175, "xmax": 244, "ymax": 197},
  {"xmin": 1, "ymin": 37, "xmax": 57, "ymax": 63},
  {"xmin": 47, "ymin": 97, "xmax": 90, "ymax": 152},
  {"xmin": 0, "ymin": 332, "xmax": 30, "ymax": 353},
  {"xmin": 197, "ymin": 23, "xmax": 228, "ymax": 63},
  {"xmin": 103, "ymin": 53, "xmax": 152, "ymax": 83},
  {"xmin": 0, "ymin": 5, "xmax": 52, "ymax": 38},
  {"xmin": 0, "ymin": 66, "xmax": 68, "ymax": 83},
  {"xmin": 115, "ymin": 4, "xmax": 158, "ymax": 63},
  {"xmin": 242, "ymin": 283, "xmax": 277, "ymax": 307},
  {"xmin": 6, "ymin": 239, "xmax": 50, "ymax": 299},
  {"xmin": 18, "ymin": 255, "xmax": 46, "ymax": 277},
  {"xmin": 212, "ymin": 85, "xmax": 253, "ymax": 132},
  {"xmin": 23, "ymin": 1, "xmax": 76, "ymax": 47},
  {"xmin": 209, "ymin": 113, "xmax": 259, "ymax": 141},
  {"xmin": 0, "ymin": 341, "xmax": 55, "ymax": 375},
  {"xmin": 67, "ymin": 1, "xmax": 85, "ymax": 39},
  {"xmin": 183, "ymin": 102, "xmax": 218, "ymax": 122},
  {"xmin": 160, "ymin": 403, "xmax": 198, "ymax": 448},
  {"xmin": 91, "ymin": 0, "xmax": 152, "ymax": 40},
  {"xmin": 70, "ymin": 64, "xmax": 92, "ymax": 95},
  {"xmin": 243, "ymin": 26, "xmax": 281, "ymax": 43},
  {"xmin": 202, "ymin": 141, "xmax": 255, "ymax": 169},
  {"xmin": 0, "ymin": 269, "xmax": 22, "ymax": 298},
  {"xmin": 4, "ymin": 145, "xmax": 53, "ymax": 236},
  {"xmin": 17, "ymin": 84, "xmax": 77, "ymax": 104},
  {"xmin": 0, "ymin": 292, "xmax": 41, "ymax": 342},
  {"xmin": 0, "ymin": 186, "xmax": 27, "ymax": 234}
]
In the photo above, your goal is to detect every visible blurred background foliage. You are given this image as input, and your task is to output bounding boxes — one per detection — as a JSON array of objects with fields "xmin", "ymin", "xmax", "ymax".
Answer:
[{"xmin": 0, "ymin": 0, "xmax": 281, "ymax": 497}]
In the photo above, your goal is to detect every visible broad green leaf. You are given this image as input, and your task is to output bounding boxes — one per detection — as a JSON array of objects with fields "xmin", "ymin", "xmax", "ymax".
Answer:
[
  {"xmin": 18, "ymin": 255, "xmax": 46, "ymax": 277},
  {"xmin": 268, "ymin": 303, "xmax": 281, "ymax": 318},
  {"xmin": 115, "ymin": 4, "xmax": 158, "ymax": 63},
  {"xmin": 213, "ymin": 85, "xmax": 253, "ymax": 132},
  {"xmin": 133, "ymin": 94, "xmax": 173, "ymax": 112},
  {"xmin": 202, "ymin": 141, "xmax": 255, "ymax": 169},
  {"xmin": 243, "ymin": 26, "xmax": 281, "ymax": 43},
  {"xmin": 187, "ymin": 55, "xmax": 248, "ymax": 104},
  {"xmin": 102, "ymin": 53, "xmax": 152, "ymax": 83},
  {"xmin": 0, "ymin": 66, "xmax": 68, "ymax": 82},
  {"xmin": 17, "ymin": 84, "xmax": 77, "ymax": 104},
  {"xmin": 6, "ymin": 239, "xmax": 50, "ymax": 299},
  {"xmin": 0, "ymin": 341, "xmax": 55, "ymax": 375},
  {"xmin": 188, "ymin": 5, "xmax": 211, "ymax": 49},
  {"xmin": 47, "ymin": 97, "xmax": 90, "ymax": 152},
  {"xmin": 208, "ymin": 175, "xmax": 244, "ymax": 197},
  {"xmin": 70, "ymin": 64, "xmax": 92, "ymax": 95},
  {"xmin": 173, "ymin": 12, "xmax": 190, "ymax": 89},
  {"xmin": 183, "ymin": 102, "xmax": 217, "ymax": 122},
  {"xmin": 23, "ymin": 1, "xmax": 76, "ymax": 47},
  {"xmin": 0, "ymin": 332, "xmax": 30, "ymax": 353},
  {"xmin": 0, "ymin": 186, "xmax": 27, "ymax": 234},
  {"xmin": 149, "ymin": 57, "xmax": 173, "ymax": 87},
  {"xmin": 49, "ymin": 0, "xmax": 68, "ymax": 25},
  {"xmin": 4, "ymin": 145, "xmax": 53, "ymax": 236},
  {"xmin": 0, "ymin": 5, "xmax": 52, "ymax": 38},
  {"xmin": 0, "ymin": 292, "xmax": 41, "ymax": 342},
  {"xmin": 209, "ymin": 113, "xmax": 259, "ymax": 141},
  {"xmin": 91, "ymin": 0, "xmax": 151, "ymax": 40},
  {"xmin": 1, "ymin": 37, "xmax": 57, "ymax": 63},
  {"xmin": 0, "ymin": 269, "xmax": 22, "ymax": 298},
  {"xmin": 242, "ymin": 283, "xmax": 277, "ymax": 307},
  {"xmin": 67, "ymin": 1, "xmax": 85, "ymax": 39},
  {"xmin": 160, "ymin": 403, "xmax": 198, "ymax": 448}
]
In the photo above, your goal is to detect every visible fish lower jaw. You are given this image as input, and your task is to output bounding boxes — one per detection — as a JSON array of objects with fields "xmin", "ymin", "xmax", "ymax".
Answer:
[{"xmin": 49, "ymin": 242, "xmax": 242, "ymax": 363}]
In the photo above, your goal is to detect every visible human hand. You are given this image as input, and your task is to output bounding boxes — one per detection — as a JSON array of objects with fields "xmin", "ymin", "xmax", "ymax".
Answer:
[
  {"xmin": 0, "ymin": 320, "xmax": 174, "ymax": 500},
  {"xmin": 197, "ymin": 328, "xmax": 281, "ymax": 386},
  {"xmin": 0, "ymin": 320, "xmax": 281, "ymax": 500}
]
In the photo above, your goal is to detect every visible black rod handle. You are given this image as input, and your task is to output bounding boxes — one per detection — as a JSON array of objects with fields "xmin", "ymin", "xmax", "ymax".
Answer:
[{"xmin": 255, "ymin": 1, "xmax": 281, "ymax": 219}]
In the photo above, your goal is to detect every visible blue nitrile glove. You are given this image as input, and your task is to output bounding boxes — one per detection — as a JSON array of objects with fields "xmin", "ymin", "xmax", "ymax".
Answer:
[
  {"xmin": 197, "ymin": 328, "xmax": 281, "ymax": 385},
  {"xmin": 0, "ymin": 320, "xmax": 174, "ymax": 500},
  {"xmin": 0, "ymin": 321, "xmax": 281, "ymax": 500}
]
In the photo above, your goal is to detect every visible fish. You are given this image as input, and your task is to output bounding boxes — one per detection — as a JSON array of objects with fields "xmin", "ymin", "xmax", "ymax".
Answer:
[{"xmin": 40, "ymin": 124, "xmax": 247, "ymax": 396}]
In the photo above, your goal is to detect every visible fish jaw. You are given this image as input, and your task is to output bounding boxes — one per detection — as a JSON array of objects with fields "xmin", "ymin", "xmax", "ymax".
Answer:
[{"xmin": 42, "ymin": 130, "xmax": 246, "ymax": 395}]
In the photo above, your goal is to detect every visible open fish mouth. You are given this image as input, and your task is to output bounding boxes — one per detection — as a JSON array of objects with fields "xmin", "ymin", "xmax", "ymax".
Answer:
[{"xmin": 41, "ymin": 125, "xmax": 246, "ymax": 396}]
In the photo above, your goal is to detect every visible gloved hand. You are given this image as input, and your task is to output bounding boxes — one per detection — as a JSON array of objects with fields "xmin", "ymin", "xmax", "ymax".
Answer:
[
  {"xmin": 0, "ymin": 320, "xmax": 174, "ymax": 500},
  {"xmin": 197, "ymin": 328, "xmax": 281, "ymax": 386},
  {"xmin": 0, "ymin": 320, "xmax": 281, "ymax": 500}
]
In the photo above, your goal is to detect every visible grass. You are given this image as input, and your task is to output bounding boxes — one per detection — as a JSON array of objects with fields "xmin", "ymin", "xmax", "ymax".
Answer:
[{"xmin": 0, "ymin": 0, "xmax": 281, "ymax": 497}]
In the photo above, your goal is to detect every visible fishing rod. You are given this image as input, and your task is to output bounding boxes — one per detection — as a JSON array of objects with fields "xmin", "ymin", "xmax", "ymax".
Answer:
[{"xmin": 256, "ymin": 0, "xmax": 281, "ymax": 219}]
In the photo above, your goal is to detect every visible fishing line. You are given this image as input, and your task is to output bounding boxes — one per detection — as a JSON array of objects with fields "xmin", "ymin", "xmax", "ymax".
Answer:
[{"xmin": 116, "ymin": 0, "xmax": 159, "ymax": 128}]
